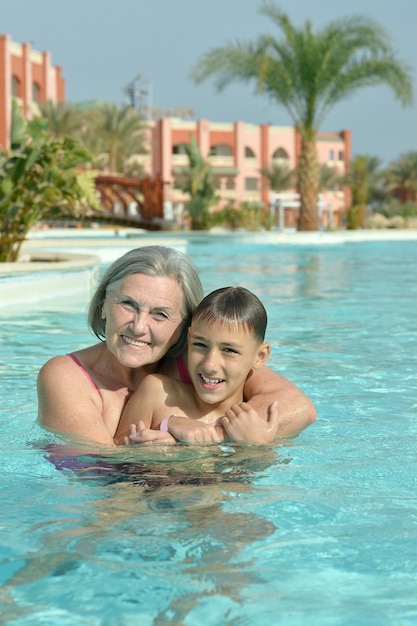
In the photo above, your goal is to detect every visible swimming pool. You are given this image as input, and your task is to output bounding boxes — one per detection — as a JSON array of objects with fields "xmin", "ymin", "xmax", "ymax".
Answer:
[{"xmin": 1, "ymin": 236, "xmax": 416, "ymax": 625}]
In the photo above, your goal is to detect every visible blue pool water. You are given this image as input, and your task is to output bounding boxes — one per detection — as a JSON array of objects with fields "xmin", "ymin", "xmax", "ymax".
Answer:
[{"xmin": 1, "ymin": 236, "xmax": 417, "ymax": 625}]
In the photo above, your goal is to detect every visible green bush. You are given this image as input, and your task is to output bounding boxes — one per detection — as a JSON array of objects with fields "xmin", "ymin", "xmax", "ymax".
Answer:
[{"xmin": 0, "ymin": 102, "xmax": 93, "ymax": 262}]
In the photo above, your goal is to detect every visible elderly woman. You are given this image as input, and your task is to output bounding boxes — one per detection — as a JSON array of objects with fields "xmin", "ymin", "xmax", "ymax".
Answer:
[{"xmin": 38, "ymin": 246, "xmax": 316, "ymax": 445}]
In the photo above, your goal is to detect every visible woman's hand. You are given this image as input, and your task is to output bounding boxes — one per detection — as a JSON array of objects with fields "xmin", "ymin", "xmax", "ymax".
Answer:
[{"xmin": 220, "ymin": 401, "xmax": 279, "ymax": 445}]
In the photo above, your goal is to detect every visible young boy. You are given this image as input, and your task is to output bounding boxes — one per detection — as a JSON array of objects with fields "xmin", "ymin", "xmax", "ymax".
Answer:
[{"xmin": 115, "ymin": 286, "xmax": 278, "ymax": 446}]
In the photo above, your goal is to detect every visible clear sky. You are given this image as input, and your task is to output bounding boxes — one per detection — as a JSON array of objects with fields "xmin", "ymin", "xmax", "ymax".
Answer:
[{"xmin": 2, "ymin": 0, "xmax": 417, "ymax": 164}]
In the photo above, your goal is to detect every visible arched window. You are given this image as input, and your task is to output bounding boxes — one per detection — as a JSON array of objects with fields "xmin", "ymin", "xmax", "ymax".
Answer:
[
  {"xmin": 209, "ymin": 144, "xmax": 232, "ymax": 157},
  {"xmin": 272, "ymin": 147, "xmax": 290, "ymax": 167},
  {"xmin": 245, "ymin": 146, "xmax": 256, "ymax": 158},
  {"xmin": 172, "ymin": 143, "xmax": 189, "ymax": 155},
  {"xmin": 272, "ymin": 147, "xmax": 289, "ymax": 160},
  {"xmin": 11, "ymin": 75, "xmax": 20, "ymax": 98},
  {"xmin": 32, "ymin": 82, "xmax": 41, "ymax": 102}
]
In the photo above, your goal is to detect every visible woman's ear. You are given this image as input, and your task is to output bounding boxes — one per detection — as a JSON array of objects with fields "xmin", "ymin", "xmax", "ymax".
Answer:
[{"xmin": 254, "ymin": 342, "xmax": 271, "ymax": 370}]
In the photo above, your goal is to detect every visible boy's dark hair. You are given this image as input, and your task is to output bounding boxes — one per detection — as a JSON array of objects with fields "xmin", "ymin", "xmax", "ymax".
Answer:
[{"xmin": 192, "ymin": 286, "xmax": 267, "ymax": 341}]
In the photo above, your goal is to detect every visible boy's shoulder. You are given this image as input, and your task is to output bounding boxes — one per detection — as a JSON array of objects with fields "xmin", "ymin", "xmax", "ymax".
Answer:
[
  {"xmin": 141, "ymin": 372, "xmax": 170, "ymax": 387},
  {"xmin": 141, "ymin": 373, "xmax": 185, "ymax": 393}
]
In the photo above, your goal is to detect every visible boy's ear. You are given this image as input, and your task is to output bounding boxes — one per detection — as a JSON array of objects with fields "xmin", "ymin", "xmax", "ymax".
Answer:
[{"xmin": 254, "ymin": 342, "xmax": 270, "ymax": 369}]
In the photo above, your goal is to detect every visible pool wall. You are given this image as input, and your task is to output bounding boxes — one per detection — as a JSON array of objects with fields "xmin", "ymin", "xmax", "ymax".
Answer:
[
  {"xmin": 1, "ymin": 228, "xmax": 416, "ymax": 309},
  {"xmin": 0, "ymin": 251, "xmax": 100, "ymax": 309}
]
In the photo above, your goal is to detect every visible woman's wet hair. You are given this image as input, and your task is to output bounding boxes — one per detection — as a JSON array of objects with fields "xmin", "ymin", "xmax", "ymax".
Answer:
[
  {"xmin": 88, "ymin": 245, "xmax": 203, "ymax": 357},
  {"xmin": 192, "ymin": 286, "xmax": 267, "ymax": 341}
]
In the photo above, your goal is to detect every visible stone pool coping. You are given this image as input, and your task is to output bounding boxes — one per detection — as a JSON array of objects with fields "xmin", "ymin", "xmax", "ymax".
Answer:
[
  {"xmin": 0, "ymin": 250, "xmax": 101, "ymax": 310},
  {"xmin": 1, "ymin": 228, "xmax": 417, "ymax": 309},
  {"xmin": 0, "ymin": 250, "xmax": 100, "ymax": 276}
]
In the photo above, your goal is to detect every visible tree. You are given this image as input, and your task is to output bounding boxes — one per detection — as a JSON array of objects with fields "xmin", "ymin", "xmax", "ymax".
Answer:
[
  {"xmin": 318, "ymin": 164, "xmax": 344, "ymax": 193},
  {"xmin": 86, "ymin": 104, "xmax": 146, "ymax": 174},
  {"xmin": 190, "ymin": 1, "xmax": 413, "ymax": 231},
  {"xmin": 0, "ymin": 102, "xmax": 93, "ymax": 262},
  {"xmin": 384, "ymin": 151, "xmax": 417, "ymax": 203},
  {"xmin": 260, "ymin": 162, "xmax": 295, "ymax": 192},
  {"xmin": 174, "ymin": 136, "xmax": 219, "ymax": 229},
  {"xmin": 38, "ymin": 102, "xmax": 147, "ymax": 176},
  {"xmin": 38, "ymin": 101, "xmax": 82, "ymax": 139},
  {"xmin": 344, "ymin": 155, "xmax": 384, "ymax": 228}
]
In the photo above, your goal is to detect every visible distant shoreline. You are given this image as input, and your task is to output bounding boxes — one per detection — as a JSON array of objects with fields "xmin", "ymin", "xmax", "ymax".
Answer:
[
  {"xmin": 25, "ymin": 227, "xmax": 417, "ymax": 247},
  {"xmin": 1, "ymin": 229, "xmax": 416, "ymax": 310}
]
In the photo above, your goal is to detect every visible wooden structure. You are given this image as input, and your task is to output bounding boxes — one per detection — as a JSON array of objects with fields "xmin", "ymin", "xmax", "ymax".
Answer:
[{"xmin": 93, "ymin": 174, "xmax": 167, "ymax": 229}]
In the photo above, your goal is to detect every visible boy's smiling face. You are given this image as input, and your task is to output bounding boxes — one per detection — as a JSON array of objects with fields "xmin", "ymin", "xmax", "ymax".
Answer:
[{"xmin": 187, "ymin": 317, "xmax": 270, "ymax": 407}]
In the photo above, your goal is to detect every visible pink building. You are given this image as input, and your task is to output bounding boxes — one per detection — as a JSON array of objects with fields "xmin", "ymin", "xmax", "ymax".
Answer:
[
  {"xmin": 147, "ymin": 118, "xmax": 351, "ymax": 228},
  {"xmin": 0, "ymin": 34, "xmax": 350, "ymax": 227},
  {"xmin": 0, "ymin": 34, "xmax": 65, "ymax": 149}
]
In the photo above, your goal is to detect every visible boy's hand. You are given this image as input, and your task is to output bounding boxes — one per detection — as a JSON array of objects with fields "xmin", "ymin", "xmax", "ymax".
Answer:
[
  {"xmin": 127, "ymin": 421, "xmax": 176, "ymax": 445},
  {"xmin": 168, "ymin": 415, "xmax": 225, "ymax": 443}
]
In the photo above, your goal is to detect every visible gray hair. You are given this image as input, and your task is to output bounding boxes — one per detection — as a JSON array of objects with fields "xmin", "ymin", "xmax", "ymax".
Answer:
[{"xmin": 88, "ymin": 245, "xmax": 203, "ymax": 358}]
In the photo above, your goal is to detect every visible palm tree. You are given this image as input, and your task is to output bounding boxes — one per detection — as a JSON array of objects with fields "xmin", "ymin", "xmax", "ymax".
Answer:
[
  {"xmin": 175, "ymin": 136, "xmax": 219, "ymax": 229},
  {"xmin": 190, "ymin": 1, "xmax": 413, "ymax": 231},
  {"xmin": 260, "ymin": 162, "xmax": 295, "ymax": 192},
  {"xmin": 93, "ymin": 104, "xmax": 146, "ymax": 173},
  {"xmin": 384, "ymin": 151, "xmax": 417, "ymax": 203},
  {"xmin": 37, "ymin": 102, "xmax": 147, "ymax": 176},
  {"xmin": 318, "ymin": 164, "xmax": 344, "ymax": 193},
  {"xmin": 343, "ymin": 155, "xmax": 384, "ymax": 228},
  {"xmin": 38, "ymin": 101, "xmax": 82, "ymax": 138}
]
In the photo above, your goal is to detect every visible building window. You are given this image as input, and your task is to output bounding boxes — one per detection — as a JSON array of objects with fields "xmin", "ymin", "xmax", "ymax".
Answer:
[
  {"xmin": 329, "ymin": 150, "xmax": 335, "ymax": 161},
  {"xmin": 245, "ymin": 146, "xmax": 256, "ymax": 158},
  {"xmin": 272, "ymin": 147, "xmax": 289, "ymax": 159},
  {"xmin": 226, "ymin": 179, "xmax": 235, "ymax": 190},
  {"xmin": 32, "ymin": 82, "xmax": 41, "ymax": 102},
  {"xmin": 338, "ymin": 150, "xmax": 344, "ymax": 161},
  {"xmin": 11, "ymin": 75, "xmax": 20, "ymax": 98},
  {"xmin": 245, "ymin": 177, "xmax": 258, "ymax": 191},
  {"xmin": 210, "ymin": 144, "xmax": 232, "ymax": 157},
  {"xmin": 172, "ymin": 143, "xmax": 189, "ymax": 155},
  {"xmin": 272, "ymin": 147, "xmax": 290, "ymax": 166}
]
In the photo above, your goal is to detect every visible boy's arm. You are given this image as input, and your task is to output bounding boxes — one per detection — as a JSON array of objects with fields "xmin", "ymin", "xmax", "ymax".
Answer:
[
  {"xmin": 126, "ymin": 421, "xmax": 177, "ymax": 445},
  {"xmin": 166, "ymin": 416, "xmax": 225, "ymax": 444},
  {"xmin": 114, "ymin": 375, "xmax": 162, "ymax": 445},
  {"xmin": 243, "ymin": 365, "xmax": 317, "ymax": 438}
]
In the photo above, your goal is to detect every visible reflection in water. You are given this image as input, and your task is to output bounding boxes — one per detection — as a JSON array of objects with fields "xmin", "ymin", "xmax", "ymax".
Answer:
[
  {"xmin": 1, "ymin": 442, "xmax": 288, "ymax": 623},
  {"xmin": 4, "ymin": 239, "xmax": 417, "ymax": 622}
]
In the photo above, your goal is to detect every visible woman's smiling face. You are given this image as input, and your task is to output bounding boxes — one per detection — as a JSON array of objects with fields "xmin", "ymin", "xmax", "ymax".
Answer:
[{"xmin": 102, "ymin": 273, "xmax": 185, "ymax": 369}]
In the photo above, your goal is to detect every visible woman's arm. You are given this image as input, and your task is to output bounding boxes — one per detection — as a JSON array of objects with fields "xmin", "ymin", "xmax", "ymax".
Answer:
[
  {"xmin": 37, "ymin": 356, "xmax": 115, "ymax": 445},
  {"xmin": 243, "ymin": 365, "xmax": 317, "ymax": 438}
]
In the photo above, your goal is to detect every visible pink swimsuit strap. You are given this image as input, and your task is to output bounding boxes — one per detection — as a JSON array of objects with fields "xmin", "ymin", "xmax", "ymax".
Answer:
[
  {"xmin": 66, "ymin": 353, "xmax": 103, "ymax": 400},
  {"xmin": 176, "ymin": 355, "xmax": 192, "ymax": 384}
]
